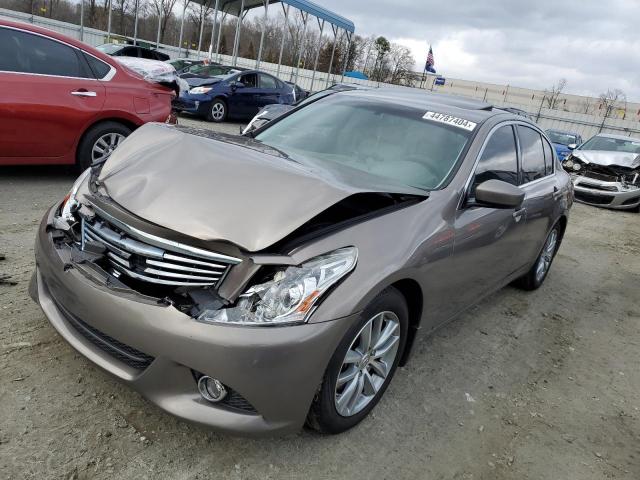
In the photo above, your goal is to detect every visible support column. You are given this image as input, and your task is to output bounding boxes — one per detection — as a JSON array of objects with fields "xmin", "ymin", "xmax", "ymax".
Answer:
[
  {"xmin": 231, "ymin": 0, "xmax": 245, "ymax": 67},
  {"xmin": 276, "ymin": 3, "xmax": 289, "ymax": 77},
  {"xmin": 325, "ymin": 25, "xmax": 338, "ymax": 88},
  {"xmin": 133, "ymin": 0, "xmax": 139, "ymax": 45},
  {"xmin": 208, "ymin": 0, "xmax": 220, "ymax": 60},
  {"xmin": 309, "ymin": 18, "xmax": 324, "ymax": 92},
  {"xmin": 215, "ymin": 11, "xmax": 227, "ymax": 62},
  {"xmin": 293, "ymin": 10, "xmax": 308, "ymax": 84},
  {"xmin": 196, "ymin": 2, "xmax": 207, "ymax": 59},
  {"xmin": 79, "ymin": 0, "xmax": 84, "ymax": 41},
  {"xmin": 106, "ymin": 0, "xmax": 112, "ymax": 42},
  {"xmin": 255, "ymin": 0, "xmax": 269, "ymax": 68},
  {"xmin": 155, "ymin": 0, "xmax": 163, "ymax": 48},
  {"xmin": 177, "ymin": 1, "xmax": 188, "ymax": 56}
]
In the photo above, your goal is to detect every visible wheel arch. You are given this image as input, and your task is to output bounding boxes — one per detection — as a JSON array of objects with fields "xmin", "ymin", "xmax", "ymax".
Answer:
[
  {"xmin": 387, "ymin": 279, "xmax": 423, "ymax": 366},
  {"xmin": 75, "ymin": 118, "xmax": 137, "ymax": 166}
]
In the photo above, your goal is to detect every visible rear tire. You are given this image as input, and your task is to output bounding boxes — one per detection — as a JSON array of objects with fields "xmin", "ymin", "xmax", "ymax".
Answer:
[
  {"xmin": 76, "ymin": 121, "xmax": 131, "ymax": 171},
  {"xmin": 206, "ymin": 98, "xmax": 227, "ymax": 122},
  {"xmin": 513, "ymin": 223, "xmax": 562, "ymax": 290},
  {"xmin": 306, "ymin": 287, "xmax": 408, "ymax": 434}
]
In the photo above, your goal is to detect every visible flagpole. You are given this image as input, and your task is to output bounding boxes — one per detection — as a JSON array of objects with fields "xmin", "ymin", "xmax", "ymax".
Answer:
[{"xmin": 420, "ymin": 43, "xmax": 428, "ymax": 89}]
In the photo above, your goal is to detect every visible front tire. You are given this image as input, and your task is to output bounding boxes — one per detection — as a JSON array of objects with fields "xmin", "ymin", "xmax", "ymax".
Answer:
[
  {"xmin": 76, "ymin": 121, "xmax": 131, "ymax": 171},
  {"xmin": 307, "ymin": 287, "xmax": 408, "ymax": 434},
  {"xmin": 206, "ymin": 98, "xmax": 227, "ymax": 122},
  {"xmin": 514, "ymin": 224, "xmax": 561, "ymax": 290}
]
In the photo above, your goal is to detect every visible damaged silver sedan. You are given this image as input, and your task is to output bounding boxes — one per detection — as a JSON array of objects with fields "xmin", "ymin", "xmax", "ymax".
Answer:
[
  {"xmin": 562, "ymin": 133, "xmax": 640, "ymax": 210},
  {"xmin": 31, "ymin": 89, "xmax": 572, "ymax": 435}
]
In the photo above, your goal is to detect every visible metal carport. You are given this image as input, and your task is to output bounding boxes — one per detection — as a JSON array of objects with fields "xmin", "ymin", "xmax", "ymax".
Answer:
[{"xmin": 177, "ymin": 0, "xmax": 355, "ymax": 88}]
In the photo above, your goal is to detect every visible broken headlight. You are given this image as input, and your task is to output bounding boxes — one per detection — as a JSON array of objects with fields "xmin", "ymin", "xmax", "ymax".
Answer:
[
  {"xmin": 198, "ymin": 247, "xmax": 357, "ymax": 326},
  {"xmin": 60, "ymin": 168, "xmax": 91, "ymax": 222}
]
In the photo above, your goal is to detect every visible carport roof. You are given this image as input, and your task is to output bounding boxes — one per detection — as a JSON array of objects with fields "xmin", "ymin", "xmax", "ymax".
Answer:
[{"xmin": 204, "ymin": 0, "xmax": 355, "ymax": 32}]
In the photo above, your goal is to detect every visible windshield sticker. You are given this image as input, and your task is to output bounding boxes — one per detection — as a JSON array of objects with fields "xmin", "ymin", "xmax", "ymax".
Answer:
[{"xmin": 422, "ymin": 111, "xmax": 477, "ymax": 131}]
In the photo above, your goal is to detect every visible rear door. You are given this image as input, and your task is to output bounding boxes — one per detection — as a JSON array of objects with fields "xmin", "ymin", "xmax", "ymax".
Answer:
[
  {"xmin": 0, "ymin": 26, "xmax": 106, "ymax": 163},
  {"xmin": 451, "ymin": 124, "xmax": 528, "ymax": 313},
  {"xmin": 257, "ymin": 73, "xmax": 282, "ymax": 107},
  {"xmin": 516, "ymin": 125, "xmax": 558, "ymax": 262}
]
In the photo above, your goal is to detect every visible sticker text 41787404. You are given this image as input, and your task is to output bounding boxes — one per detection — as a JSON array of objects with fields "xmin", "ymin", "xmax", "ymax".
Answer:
[{"xmin": 422, "ymin": 111, "xmax": 477, "ymax": 131}]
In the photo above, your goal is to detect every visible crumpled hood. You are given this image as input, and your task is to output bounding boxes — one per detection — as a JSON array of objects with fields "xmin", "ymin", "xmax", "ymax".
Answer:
[
  {"xmin": 572, "ymin": 149, "xmax": 640, "ymax": 169},
  {"xmin": 98, "ymin": 124, "xmax": 425, "ymax": 252},
  {"xmin": 184, "ymin": 76, "xmax": 223, "ymax": 87}
]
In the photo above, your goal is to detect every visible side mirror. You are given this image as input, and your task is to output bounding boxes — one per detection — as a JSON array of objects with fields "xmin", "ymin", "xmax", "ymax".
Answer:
[
  {"xmin": 230, "ymin": 81, "xmax": 244, "ymax": 91},
  {"xmin": 474, "ymin": 180, "xmax": 525, "ymax": 209},
  {"xmin": 567, "ymin": 143, "xmax": 577, "ymax": 150}
]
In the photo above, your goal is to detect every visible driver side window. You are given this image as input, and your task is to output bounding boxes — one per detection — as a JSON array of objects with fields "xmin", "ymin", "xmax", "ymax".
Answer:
[
  {"xmin": 472, "ymin": 125, "xmax": 519, "ymax": 192},
  {"xmin": 238, "ymin": 73, "xmax": 257, "ymax": 88}
]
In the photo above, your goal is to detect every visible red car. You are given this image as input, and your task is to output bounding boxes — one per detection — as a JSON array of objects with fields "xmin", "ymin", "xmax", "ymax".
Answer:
[{"xmin": 0, "ymin": 20, "xmax": 174, "ymax": 169}]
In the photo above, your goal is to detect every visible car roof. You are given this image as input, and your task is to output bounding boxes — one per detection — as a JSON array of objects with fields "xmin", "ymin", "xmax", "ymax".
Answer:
[
  {"xmin": 336, "ymin": 88, "xmax": 519, "ymax": 124},
  {"xmin": 593, "ymin": 132, "xmax": 640, "ymax": 142}
]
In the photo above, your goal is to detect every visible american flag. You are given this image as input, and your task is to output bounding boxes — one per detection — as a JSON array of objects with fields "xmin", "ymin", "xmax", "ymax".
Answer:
[{"xmin": 425, "ymin": 46, "xmax": 436, "ymax": 73}]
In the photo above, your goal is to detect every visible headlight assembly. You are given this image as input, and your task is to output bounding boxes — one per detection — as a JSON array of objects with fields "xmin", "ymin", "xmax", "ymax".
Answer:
[
  {"xmin": 189, "ymin": 86, "xmax": 213, "ymax": 94},
  {"xmin": 60, "ymin": 168, "xmax": 91, "ymax": 222},
  {"xmin": 198, "ymin": 247, "xmax": 358, "ymax": 326}
]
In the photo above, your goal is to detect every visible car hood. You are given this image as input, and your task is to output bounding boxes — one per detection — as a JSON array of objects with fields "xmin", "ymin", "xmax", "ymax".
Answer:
[
  {"xmin": 97, "ymin": 124, "xmax": 426, "ymax": 252},
  {"xmin": 572, "ymin": 150, "xmax": 640, "ymax": 169},
  {"xmin": 183, "ymin": 76, "xmax": 223, "ymax": 87}
]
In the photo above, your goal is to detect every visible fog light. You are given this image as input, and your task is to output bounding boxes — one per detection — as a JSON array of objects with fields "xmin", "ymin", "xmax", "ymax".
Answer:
[{"xmin": 197, "ymin": 376, "xmax": 227, "ymax": 402}]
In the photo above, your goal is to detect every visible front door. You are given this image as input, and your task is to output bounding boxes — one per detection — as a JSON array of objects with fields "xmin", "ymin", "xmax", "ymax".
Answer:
[
  {"xmin": 227, "ymin": 72, "xmax": 261, "ymax": 118},
  {"xmin": 450, "ymin": 124, "xmax": 528, "ymax": 316}
]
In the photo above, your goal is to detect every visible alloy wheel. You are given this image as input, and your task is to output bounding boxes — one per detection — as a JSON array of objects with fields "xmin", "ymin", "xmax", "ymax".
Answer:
[
  {"xmin": 334, "ymin": 311, "xmax": 401, "ymax": 417},
  {"xmin": 535, "ymin": 228, "xmax": 558, "ymax": 283},
  {"xmin": 211, "ymin": 102, "xmax": 225, "ymax": 121},
  {"xmin": 91, "ymin": 132, "xmax": 125, "ymax": 164}
]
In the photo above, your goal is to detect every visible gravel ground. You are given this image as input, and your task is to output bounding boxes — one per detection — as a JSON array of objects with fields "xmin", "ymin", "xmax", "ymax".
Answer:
[{"xmin": 1, "ymin": 117, "xmax": 639, "ymax": 480}]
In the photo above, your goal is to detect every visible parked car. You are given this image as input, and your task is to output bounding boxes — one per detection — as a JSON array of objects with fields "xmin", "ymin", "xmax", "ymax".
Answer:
[
  {"xmin": 0, "ymin": 20, "xmax": 175, "ymax": 169},
  {"xmin": 179, "ymin": 63, "xmax": 244, "ymax": 80},
  {"xmin": 241, "ymin": 82, "xmax": 371, "ymax": 134},
  {"xmin": 174, "ymin": 69, "xmax": 295, "ymax": 122},
  {"xmin": 166, "ymin": 58, "xmax": 204, "ymax": 74},
  {"xmin": 31, "ymin": 88, "xmax": 572, "ymax": 435},
  {"xmin": 546, "ymin": 129, "xmax": 583, "ymax": 160},
  {"xmin": 96, "ymin": 42, "xmax": 170, "ymax": 61},
  {"xmin": 562, "ymin": 133, "xmax": 640, "ymax": 210}
]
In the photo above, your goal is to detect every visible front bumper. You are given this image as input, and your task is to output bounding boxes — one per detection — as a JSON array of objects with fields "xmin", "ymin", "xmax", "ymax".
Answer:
[
  {"xmin": 31, "ymin": 206, "xmax": 356, "ymax": 435},
  {"xmin": 172, "ymin": 94, "xmax": 211, "ymax": 116},
  {"xmin": 572, "ymin": 175, "xmax": 640, "ymax": 210}
]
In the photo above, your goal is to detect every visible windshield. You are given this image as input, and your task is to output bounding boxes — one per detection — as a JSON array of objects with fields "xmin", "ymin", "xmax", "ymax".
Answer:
[
  {"xmin": 579, "ymin": 136, "xmax": 640, "ymax": 154},
  {"xmin": 255, "ymin": 96, "xmax": 473, "ymax": 190},
  {"xmin": 547, "ymin": 131, "xmax": 577, "ymax": 146},
  {"xmin": 96, "ymin": 44, "xmax": 121, "ymax": 54},
  {"xmin": 188, "ymin": 64, "xmax": 226, "ymax": 75}
]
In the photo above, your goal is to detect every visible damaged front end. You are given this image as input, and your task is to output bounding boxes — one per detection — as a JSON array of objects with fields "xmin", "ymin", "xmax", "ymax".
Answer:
[
  {"xmin": 562, "ymin": 155, "xmax": 640, "ymax": 210},
  {"xmin": 47, "ymin": 166, "xmax": 419, "ymax": 327}
]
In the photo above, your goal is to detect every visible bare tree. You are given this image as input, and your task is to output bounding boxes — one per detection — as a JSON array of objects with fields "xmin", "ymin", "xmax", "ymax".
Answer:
[
  {"xmin": 150, "ymin": 0, "xmax": 178, "ymax": 43},
  {"xmin": 598, "ymin": 88, "xmax": 627, "ymax": 119},
  {"xmin": 387, "ymin": 44, "xmax": 414, "ymax": 85},
  {"xmin": 544, "ymin": 78, "xmax": 567, "ymax": 109}
]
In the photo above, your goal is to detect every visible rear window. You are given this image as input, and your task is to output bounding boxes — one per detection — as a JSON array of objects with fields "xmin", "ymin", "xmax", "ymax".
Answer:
[
  {"xmin": 255, "ymin": 96, "xmax": 473, "ymax": 190},
  {"xmin": 83, "ymin": 52, "xmax": 111, "ymax": 79}
]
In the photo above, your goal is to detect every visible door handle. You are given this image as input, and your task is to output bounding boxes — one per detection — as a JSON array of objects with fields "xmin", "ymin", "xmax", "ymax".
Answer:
[
  {"xmin": 71, "ymin": 90, "xmax": 97, "ymax": 97},
  {"xmin": 512, "ymin": 207, "xmax": 526, "ymax": 222}
]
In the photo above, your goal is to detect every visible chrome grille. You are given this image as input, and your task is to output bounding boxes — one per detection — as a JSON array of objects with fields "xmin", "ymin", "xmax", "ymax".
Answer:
[{"xmin": 81, "ymin": 209, "xmax": 241, "ymax": 288}]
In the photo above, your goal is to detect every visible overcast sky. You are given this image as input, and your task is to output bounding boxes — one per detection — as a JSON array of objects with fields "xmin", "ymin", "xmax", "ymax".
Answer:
[{"xmin": 318, "ymin": 0, "xmax": 640, "ymax": 101}]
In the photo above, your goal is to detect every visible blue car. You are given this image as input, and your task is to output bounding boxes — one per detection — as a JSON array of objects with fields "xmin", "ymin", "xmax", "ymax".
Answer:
[
  {"xmin": 546, "ymin": 129, "xmax": 583, "ymax": 161},
  {"xmin": 174, "ymin": 69, "xmax": 295, "ymax": 122}
]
